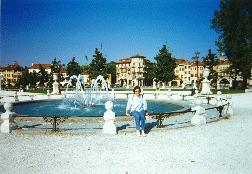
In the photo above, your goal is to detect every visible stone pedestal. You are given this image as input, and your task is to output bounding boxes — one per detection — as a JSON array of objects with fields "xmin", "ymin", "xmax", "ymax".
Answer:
[
  {"xmin": 167, "ymin": 89, "xmax": 172, "ymax": 100},
  {"xmin": 216, "ymin": 91, "xmax": 222, "ymax": 106},
  {"xmin": 111, "ymin": 89, "xmax": 115, "ymax": 99},
  {"xmin": 103, "ymin": 101, "xmax": 117, "ymax": 134},
  {"xmin": 201, "ymin": 68, "xmax": 212, "ymax": 94},
  {"xmin": 52, "ymin": 73, "xmax": 59, "ymax": 94},
  {"xmin": 153, "ymin": 80, "xmax": 156, "ymax": 89},
  {"xmin": 47, "ymin": 90, "xmax": 51, "ymax": 98},
  {"xmin": 217, "ymin": 80, "xmax": 221, "ymax": 89},
  {"xmin": 191, "ymin": 99, "xmax": 206, "ymax": 126},
  {"xmin": 162, "ymin": 83, "xmax": 165, "ymax": 89},
  {"xmin": 201, "ymin": 79, "xmax": 212, "ymax": 94},
  {"xmin": 1, "ymin": 102, "xmax": 18, "ymax": 133},
  {"xmin": 194, "ymin": 89, "xmax": 199, "ymax": 97},
  {"xmin": 14, "ymin": 91, "xmax": 19, "ymax": 102},
  {"xmin": 223, "ymin": 94, "xmax": 233, "ymax": 116}
]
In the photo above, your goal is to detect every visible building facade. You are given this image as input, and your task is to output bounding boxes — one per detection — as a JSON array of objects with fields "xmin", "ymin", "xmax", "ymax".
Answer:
[
  {"xmin": 3, "ymin": 61, "xmax": 24, "ymax": 87},
  {"xmin": 115, "ymin": 54, "xmax": 154, "ymax": 87}
]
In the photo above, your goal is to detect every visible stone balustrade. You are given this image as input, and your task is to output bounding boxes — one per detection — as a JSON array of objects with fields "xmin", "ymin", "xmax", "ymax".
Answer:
[{"xmin": 1, "ymin": 102, "xmax": 18, "ymax": 133}]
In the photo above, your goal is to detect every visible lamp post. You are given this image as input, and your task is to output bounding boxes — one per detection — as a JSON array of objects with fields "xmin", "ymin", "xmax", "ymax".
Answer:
[{"xmin": 195, "ymin": 52, "xmax": 200, "ymax": 89}]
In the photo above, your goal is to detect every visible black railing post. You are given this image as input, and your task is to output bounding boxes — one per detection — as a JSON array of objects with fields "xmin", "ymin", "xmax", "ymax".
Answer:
[
  {"xmin": 53, "ymin": 116, "xmax": 57, "ymax": 132},
  {"xmin": 207, "ymin": 96, "xmax": 211, "ymax": 104},
  {"xmin": 43, "ymin": 116, "xmax": 68, "ymax": 132},
  {"xmin": 156, "ymin": 113, "xmax": 165, "ymax": 128},
  {"xmin": 217, "ymin": 106, "xmax": 224, "ymax": 117}
]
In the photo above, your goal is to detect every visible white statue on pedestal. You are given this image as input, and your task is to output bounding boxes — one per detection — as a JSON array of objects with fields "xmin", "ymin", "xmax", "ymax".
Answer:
[
  {"xmin": 201, "ymin": 68, "xmax": 212, "ymax": 94},
  {"xmin": 162, "ymin": 83, "xmax": 165, "ymax": 89},
  {"xmin": 103, "ymin": 101, "xmax": 117, "ymax": 134},
  {"xmin": 52, "ymin": 73, "xmax": 59, "ymax": 94},
  {"xmin": 153, "ymin": 78, "xmax": 156, "ymax": 89},
  {"xmin": 1, "ymin": 102, "xmax": 18, "ymax": 133},
  {"xmin": 14, "ymin": 91, "xmax": 19, "ymax": 102},
  {"xmin": 191, "ymin": 99, "xmax": 206, "ymax": 126}
]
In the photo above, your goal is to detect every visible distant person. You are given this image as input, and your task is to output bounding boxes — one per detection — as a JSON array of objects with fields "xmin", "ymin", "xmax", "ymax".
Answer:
[{"xmin": 126, "ymin": 86, "xmax": 148, "ymax": 137}]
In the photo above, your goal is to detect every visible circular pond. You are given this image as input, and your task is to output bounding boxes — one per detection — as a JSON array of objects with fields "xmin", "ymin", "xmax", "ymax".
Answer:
[{"xmin": 9, "ymin": 100, "xmax": 182, "ymax": 117}]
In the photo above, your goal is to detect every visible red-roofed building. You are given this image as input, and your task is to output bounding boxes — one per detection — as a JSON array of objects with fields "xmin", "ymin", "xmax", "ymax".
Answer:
[
  {"xmin": 2, "ymin": 61, "xmax": 24, "ymax": 87},
  {"xmin": 115, "ymin": 54, "xmax": 154, "ymax": 87},
  {"xmin": 28, "ymin": 63, "xmax": 52, "ymax": 74},
  {"xmin": 190, "ymin": 61, "xmax": 206, "ymax": 86}
]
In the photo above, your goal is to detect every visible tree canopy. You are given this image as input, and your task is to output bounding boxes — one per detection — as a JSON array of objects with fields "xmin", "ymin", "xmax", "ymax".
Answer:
[
  {"xmin": 66, "ymin": 57, "xmax": 81, "ymax": 79},
  {"xmin": 50, "ymin": 58, "xmax": 61, "ymax": 74},
  {"xmin": 210, "ymin": 0, "xmax": 252, "ymax": 89},
  {"xmin": 16, "ymin": 69, "xmax": 30, "ymax": 88},
  {"xmin": 38, "ymin": 64, "xmax": 48, "ymax": 86},
  {"xmin": 203, "ymin": 49, "xmax": 219, "ymax": 83},
  {"xmin": 88, "ymin": 48, "xmax": 107, "ymax": 79},
  {"xmin": 150, "ymin": 45, "xmax": 177, "ymax": 84},
  {"xmin": 106, "ymin": 61, "xmax": 116, "ymax": 84}
]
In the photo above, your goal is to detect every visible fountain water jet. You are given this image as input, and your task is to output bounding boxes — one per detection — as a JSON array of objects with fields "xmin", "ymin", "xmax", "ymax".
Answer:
[{"xmin": 63, "ymin": 75, "xmax": 112, "ymax": 108}]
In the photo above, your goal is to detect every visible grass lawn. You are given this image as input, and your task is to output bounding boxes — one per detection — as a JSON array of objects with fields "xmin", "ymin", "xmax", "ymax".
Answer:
[
  {"xmin": 210, "ymin": 89, "xmax": 245, "ymax": 94},
  {"xmin": 26, "ymin": 89, "xmax": 52, "ymax": 94}
]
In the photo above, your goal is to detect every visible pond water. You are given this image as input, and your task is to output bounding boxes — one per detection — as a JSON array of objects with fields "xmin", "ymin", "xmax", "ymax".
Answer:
[{"xmin": 8, "ymin": 100, "xmax": 182, "ymax": 116}]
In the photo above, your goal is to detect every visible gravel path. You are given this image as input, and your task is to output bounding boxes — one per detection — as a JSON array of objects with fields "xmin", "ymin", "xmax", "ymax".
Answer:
[{"xmin": 1, "ymin": 93, "xmax": 252, "ymax": 174}]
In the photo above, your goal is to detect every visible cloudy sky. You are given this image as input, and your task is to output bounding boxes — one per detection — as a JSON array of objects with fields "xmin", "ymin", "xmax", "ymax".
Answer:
[{"xmin": 1, "ymin": 0, "xmax": 221, "ymax": 67}]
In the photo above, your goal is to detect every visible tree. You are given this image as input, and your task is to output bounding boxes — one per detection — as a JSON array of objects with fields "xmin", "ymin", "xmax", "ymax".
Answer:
[
  {"xmin": 106, "ymin": 61, "xmax": 116, "ymax": 84},
  {"xmin": 88, "ymin": 48, "xmax": 107, "ymax": 79},
  {"xmin": 80, "ymin": 64, "xmax": 91, "ymax": 72},
  {"xmin": 38, "ymin": 64, "xmax": 48, "ymax": 86},
  {"xmin": 150, "ymin": 45, "xmax": 177, "ymax": 85},
  {"xmin": 29, "ymin": 71, "xmax": 38, "ymax": 88},
  {"xmin": 203, "ymin": 49, "xmax": 219, "ymax": 87},
  {"xmin": 16, "ymin": 69, "xmax": 30, "ymax": 88},
  {"xmin": 66, "ymin": 57, "xmax": 81, "ymax": 80},
  {"xmin": 210, "ymin": 0, "xmax": 252, "ymax": 89}
]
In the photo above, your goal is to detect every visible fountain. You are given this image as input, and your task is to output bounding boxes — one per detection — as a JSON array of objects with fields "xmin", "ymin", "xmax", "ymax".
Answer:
[
  {"xmin": 1, "ymin": 74, "xmax": 186, "ymax": 117},
  {"xmin": 63, "ymin": 75, "xmax": 112, "ymax": 108}
]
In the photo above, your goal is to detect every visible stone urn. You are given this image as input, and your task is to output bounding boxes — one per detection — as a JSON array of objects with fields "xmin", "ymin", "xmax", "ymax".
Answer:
[{"xmin": 203, "ymin": 68, "xmax": 210, "ymax": 79}]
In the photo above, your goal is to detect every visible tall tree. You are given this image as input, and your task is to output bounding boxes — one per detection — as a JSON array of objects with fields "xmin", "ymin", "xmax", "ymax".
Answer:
[
  {"xmin": 16, "ymin": 69, "xmax": 30, "ymax": 88},
  {"xmin": 80, "ymin": 64, "xmax": 91, "ymax": 72},
  {"xmin": 29, "ymin": 71, "xmax": 38, "ymax": 88},
  {"xmin": 150, "ymin": 45, "xmax": 177, "ymax": 85},
  {"xmin": 203, "ymin": 49, "xmax": 219, "ymax": 85},
  {"xmin": 38, "ymin": 64, "xmax": 48, "ymax": 86},
  {"xmin": 66, "ymin": 57, "xmax": 81, "ymax": 79},
  {"xmin": 88, "ymin": 48, "xmax": 107, "ymax": 79},
  {"xmin": 210, "ymin": 0, "xmax": 252, "ymax": 89},
  {"xmin": 106, "ymin": 61, "xmax": 116, "ymax": 84}
]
